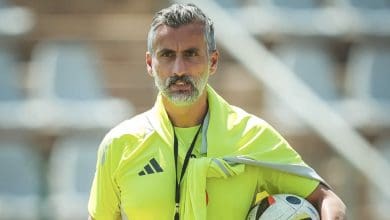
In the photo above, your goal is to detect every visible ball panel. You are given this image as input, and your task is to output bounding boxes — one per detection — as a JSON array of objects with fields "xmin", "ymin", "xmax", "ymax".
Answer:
[
  {"xmin": 286, "ymin": 195, "xmax": 302, "ymax": 205},
  {"xmin": 247, "ymin": 194, "xmax": 320, "ymax": 220}
]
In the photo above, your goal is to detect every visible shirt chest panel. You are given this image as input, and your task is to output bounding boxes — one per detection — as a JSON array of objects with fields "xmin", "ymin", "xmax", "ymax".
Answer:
[
  {"xmin": 114, "ymin": 133, "xmax": 259, "ymax": 220},
  {"xmin": 206, "ymin": 165, "xmax": 259, "ymax": 219},
  {"xmin": 116, "ymin": 138, "xmax": 176, "ymax": 220}
]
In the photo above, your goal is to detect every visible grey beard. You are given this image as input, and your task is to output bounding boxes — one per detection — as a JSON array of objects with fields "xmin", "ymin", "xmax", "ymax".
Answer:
[{"xmin": 153, "ymin": 72, "xmax": 209, "ymax": 106}]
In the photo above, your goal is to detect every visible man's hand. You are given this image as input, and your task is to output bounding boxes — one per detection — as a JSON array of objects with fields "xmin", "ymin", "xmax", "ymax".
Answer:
[{"xmin": 306, "ymin": 183, "xmax": 346, "ymax": 219}]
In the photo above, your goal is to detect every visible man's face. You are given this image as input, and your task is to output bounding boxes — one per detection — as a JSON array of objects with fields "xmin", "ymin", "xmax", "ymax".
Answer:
[{"xmin": 146, "ymin": 22, "xmax": 218, "ymax": 106}]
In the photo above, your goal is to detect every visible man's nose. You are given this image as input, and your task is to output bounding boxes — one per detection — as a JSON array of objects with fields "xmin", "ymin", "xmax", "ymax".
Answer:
[{"xmin": 172, "ymin": 56, "xmax": 186, "ymax": 76}]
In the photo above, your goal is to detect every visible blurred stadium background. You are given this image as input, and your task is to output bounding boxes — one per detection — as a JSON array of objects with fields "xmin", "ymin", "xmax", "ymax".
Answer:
[{"xmin": 0, "ymin": 0, "xmax": 389, "ymax": 219}]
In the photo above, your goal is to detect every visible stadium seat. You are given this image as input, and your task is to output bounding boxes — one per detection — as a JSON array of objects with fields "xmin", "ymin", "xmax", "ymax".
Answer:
[
  {"xmin": 349, "ymin": 44, "xmax": 390, "ymax": 101},
  {"xmin": 0, "ymin": 46, "xmax": 23, "ymax": 100},
  {"xmin": 0, "ymin": 46, "xmax": 30, "ymax": 130},
  {"xmin": 344, "ymin": 42, "xmax": 390, "ymax": 128},
  {"xmin": 341, "ymin": 0, "xmax": 390, "ymax": 37},
  {"xmin": 28, "ymin": 41, "xmax": 108, "ymax": 100},
  {"xmin": 273, "ymin": 42, "xmax": 340, "ymax": 100},
  {"xmin": 51, "ymin": 43, "xmax": 106, "ymax": 100},
  {"xmin": 348, "ymin": 0, "xmax": 390, "ymax": 9},
  {"xmin": 26, "ymin": 41, "xmax": 134, "ymax": 131},
  {"xmin": 0, "ymin": 0, "xmax": 8, "ymax": 8},
  {"xmin": 261, "ymin": 41, "xmax": 341, "ymax": 133},
  {"xmin": 0, "ymin": 138, "xmax": 42, "ymax": 220},
  {"xmin": 246, "ymin": 0, "xmax": 342, "ymax": 40},
  {"xmin": 269, "ymin": 0, "xmax": 320, "ymax": 9},
  {"xmin": 0, "ymin": 0, "xmax": 35, "ymax": 36},
  {"xmin": 214, "ymin": 0, "xmax": 241, "ymax": 9},
  {"xmin": 47, "ymin": 132, "xmax": 104, "ymax": 220}
]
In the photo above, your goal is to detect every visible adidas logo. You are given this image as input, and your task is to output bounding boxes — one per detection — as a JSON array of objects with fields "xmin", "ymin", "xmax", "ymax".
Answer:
[{"xmin": 138, "ymin": 158, "xmax": 164, "ymax": 176}]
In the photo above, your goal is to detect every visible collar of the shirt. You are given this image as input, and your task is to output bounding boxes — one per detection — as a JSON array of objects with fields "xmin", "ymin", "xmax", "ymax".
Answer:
[{"xmin": 147, "ymin": 84, "xmax": 226, "ymax": 149}]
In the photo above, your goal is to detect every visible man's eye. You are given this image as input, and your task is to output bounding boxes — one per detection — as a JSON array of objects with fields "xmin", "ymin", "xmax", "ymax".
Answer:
[
  {"xmin": 161, "ymin": 52, "xmax": 174, "ymax": 57},
  {"xmin": 185, "ymin": 51, "xmax": 198, "ymax": 57}
]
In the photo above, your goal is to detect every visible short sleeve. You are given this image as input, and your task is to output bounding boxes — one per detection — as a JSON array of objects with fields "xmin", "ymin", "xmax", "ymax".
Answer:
[
  {"xmin": 257, "ymin": 166, "xmax": 320, "ymax": 198},
  {"xmin": 88, "ymin": 139, "xmax": 121, "ymax": 219}
]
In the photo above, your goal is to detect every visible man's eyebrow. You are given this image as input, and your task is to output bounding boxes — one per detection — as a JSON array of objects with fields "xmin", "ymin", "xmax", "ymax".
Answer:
[
  {"xmin": 157, "ymin": 48, "xmax": 175, "ymax": 55},
  {"xmin": 183, "ymin": 48, "xmax": 199, "ymax": 53},
  {"xmin": 156, "ymin": 47, "xmax": 200, "ymax": 55}
]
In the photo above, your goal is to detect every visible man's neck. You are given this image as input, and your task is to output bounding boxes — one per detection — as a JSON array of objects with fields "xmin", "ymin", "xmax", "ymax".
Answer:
[{"xmin": 163, "ymin": 91, "xmax": 208, "ymax": 128}]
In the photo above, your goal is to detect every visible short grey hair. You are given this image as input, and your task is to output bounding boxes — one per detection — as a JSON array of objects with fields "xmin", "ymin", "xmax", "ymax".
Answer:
[{"xmin": 147, "ymin": 3, "xmax": 216, "ymax": 53}]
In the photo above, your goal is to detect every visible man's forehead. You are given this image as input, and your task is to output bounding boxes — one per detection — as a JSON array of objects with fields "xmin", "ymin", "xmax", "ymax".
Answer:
[
  {"xmin": 153, "ymin": 23, "xmax": 206, "ymax": 51},
  {"xmin": 155, "ymin": 22, "xmax": 204, "ymax": 35}
]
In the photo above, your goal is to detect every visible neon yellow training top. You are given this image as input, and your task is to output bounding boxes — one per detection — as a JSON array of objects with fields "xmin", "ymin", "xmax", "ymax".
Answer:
[{"xmin": 88, "ymin": 85, "xmax": 322, "ymax": 220}]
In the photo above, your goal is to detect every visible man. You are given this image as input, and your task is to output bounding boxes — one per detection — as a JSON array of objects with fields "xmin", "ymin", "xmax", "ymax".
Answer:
[{"xmin": 88, "ymin": 3, "xmax": 346, "ymax": 220}]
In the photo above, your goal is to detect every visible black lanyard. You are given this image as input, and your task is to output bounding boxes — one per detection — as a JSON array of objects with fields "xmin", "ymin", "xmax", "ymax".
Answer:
[{"xmin": 173, "ymin": 124, "xmax": 203, "ymax": 220}]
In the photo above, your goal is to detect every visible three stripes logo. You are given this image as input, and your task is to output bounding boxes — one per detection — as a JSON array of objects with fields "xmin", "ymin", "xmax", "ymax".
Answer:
[{"xmin": 138, "ymin": 158, "xmax": 164, "ymax": 176}]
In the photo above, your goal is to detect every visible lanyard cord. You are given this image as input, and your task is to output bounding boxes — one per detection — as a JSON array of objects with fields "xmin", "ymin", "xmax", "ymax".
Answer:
[{"xmin": 173, "ymin": 124, "xmax": 203, "ymax": 220}]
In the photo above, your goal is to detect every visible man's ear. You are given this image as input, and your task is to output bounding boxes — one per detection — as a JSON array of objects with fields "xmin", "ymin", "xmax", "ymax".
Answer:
[
  {"xmin": 209, "ymin": 50, "xmax": 219, "ymax": 75},
  {"xmin": 146, "ymin": 51, "xmax": 153, "ymax": 77}
]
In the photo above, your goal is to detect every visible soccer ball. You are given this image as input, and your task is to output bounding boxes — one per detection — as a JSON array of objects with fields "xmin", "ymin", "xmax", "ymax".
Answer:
[{"xmin": 247, "ymin": 194, "xmax": 320, "ymax": 220}]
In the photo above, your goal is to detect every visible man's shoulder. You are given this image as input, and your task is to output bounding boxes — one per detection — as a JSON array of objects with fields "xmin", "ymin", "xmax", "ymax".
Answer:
[
  {"xmin": 95, "ymin": 110, "xmax": 156, "ymax": 167},
  {"xmin": 229, "ymin": 104, "xmax": 268, "ymax": 127},
  {"xmin": 102, "ymin": 110, "xmax": 154, "ymax": 145}
]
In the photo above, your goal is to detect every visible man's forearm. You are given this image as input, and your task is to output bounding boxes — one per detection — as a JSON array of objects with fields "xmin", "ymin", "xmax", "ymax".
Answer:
[
  {"xmin": 307, "ymin": 183, "xmax": 346, "ymax": 220},
  {"xmin": 318, "ymin": 189, "xmax": 346, "ymax": 219}
]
